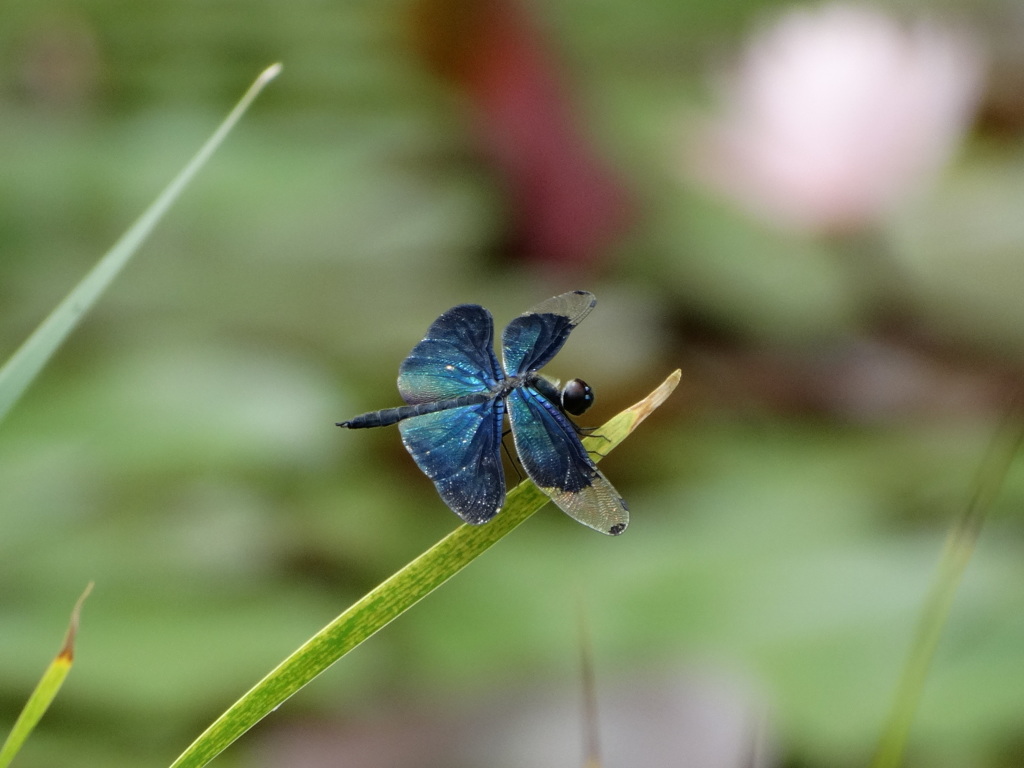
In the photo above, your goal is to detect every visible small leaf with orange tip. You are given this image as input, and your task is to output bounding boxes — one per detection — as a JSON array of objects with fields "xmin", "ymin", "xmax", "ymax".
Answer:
[{"xmin": 0, "ymin": 583, "xmax": 93, "ymax": 768}]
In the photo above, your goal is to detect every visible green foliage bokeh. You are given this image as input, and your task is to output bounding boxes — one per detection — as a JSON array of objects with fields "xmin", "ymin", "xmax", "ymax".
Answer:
[{"xmin": 2, "ymin": 1, "xmax": 1024, "ymax": 767}]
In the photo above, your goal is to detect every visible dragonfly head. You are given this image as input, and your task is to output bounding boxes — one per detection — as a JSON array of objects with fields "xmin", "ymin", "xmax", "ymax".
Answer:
[{"xmin": 560, "ymin": 378, "xmax": 594, "ymax": 416}]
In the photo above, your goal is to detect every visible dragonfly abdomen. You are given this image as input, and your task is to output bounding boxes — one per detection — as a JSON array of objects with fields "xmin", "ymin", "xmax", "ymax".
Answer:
[{"xmin": 337, "ymin": 392, "xmax": 494, "ymax": 429}]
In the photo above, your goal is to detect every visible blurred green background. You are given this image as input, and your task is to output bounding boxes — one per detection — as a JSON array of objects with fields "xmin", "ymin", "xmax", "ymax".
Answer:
[{"xmin": 3, "ymin": 0, "xmax": 1024, "ymax": 766}]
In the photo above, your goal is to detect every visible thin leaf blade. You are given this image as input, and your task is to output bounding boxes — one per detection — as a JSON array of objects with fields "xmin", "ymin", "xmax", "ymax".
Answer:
[
  {"xmin": 168, "ymin": 369, "xmax": 681, "ymax": 768},
  {"xmin": 0, "ymin": 64, "xmax": 281, "ymax": 426},
  {"xmin": 871, "ymin": 393, "xmax": 1024, "ymax": 768},
  {"xmin": 0, "ymin": 584, "xmax": 93, "ymax": 768}
]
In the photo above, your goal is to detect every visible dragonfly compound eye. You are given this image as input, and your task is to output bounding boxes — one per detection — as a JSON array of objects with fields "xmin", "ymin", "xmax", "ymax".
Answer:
[{"xmin": 561, "ymin": 378, "xmax": 593, "ymax": 416}]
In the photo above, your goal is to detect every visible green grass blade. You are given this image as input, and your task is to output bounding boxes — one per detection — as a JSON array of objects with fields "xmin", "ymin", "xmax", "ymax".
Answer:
[
  {"xmin": 871, "ymin": 394, "xmax": 1024, "ymax": 768},
  {"xmin": 577, "ymin": 598, "xmax": 603, "ymax": 768},
  {"xmin": 0, "ymin": 584, "xmax": 93, "ymax": 768},
  {"xmin": 168, "ymin": 370, "xmax": 681, "ymax": 768},
  {"xmin": 0, "ymin": 64, "xmax": 282, "ymax": 427}
]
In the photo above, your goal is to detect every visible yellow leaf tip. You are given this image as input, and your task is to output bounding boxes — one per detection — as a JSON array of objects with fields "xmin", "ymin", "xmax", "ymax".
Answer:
[
  {"xmin": 625, "ymin": 369, "xmax": 681, "ymax": 423},
  {"xmin": 259, "ymin": 63, "xmax": 283, "ymax": 83}
]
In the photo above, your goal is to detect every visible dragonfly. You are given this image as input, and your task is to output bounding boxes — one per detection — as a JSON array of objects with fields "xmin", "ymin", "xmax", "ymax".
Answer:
[{"xmin": 337, "ymin": 290, "xmax": 628, "ymax": 535}]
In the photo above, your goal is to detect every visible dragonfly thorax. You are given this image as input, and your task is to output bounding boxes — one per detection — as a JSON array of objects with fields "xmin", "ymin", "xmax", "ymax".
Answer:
[{"xmin": 505, "ymin": 374, "xmax": 593, "ymax": 417}]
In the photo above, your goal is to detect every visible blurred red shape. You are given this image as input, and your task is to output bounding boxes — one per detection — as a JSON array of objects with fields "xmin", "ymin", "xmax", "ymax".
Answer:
[{"xmin": 410, "ymin": 0, "xmax": 631, "ymax": 270}]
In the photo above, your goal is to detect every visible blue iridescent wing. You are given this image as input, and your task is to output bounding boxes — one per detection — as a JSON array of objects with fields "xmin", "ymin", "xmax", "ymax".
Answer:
[
  {"xmin": 501, "ymin": 290, "xmax": 596, "ymax": 376},
  {"xmin": 394, "ymin": 303, "xmax": 506, "ymax": 523},
  {"xmin": 398, "ymin": 304, "xmax": 503, "ymax": 404},
  {"xmin": 399, "ymin": 399, "xmax": 506, "ymax": 524},
  {"xmin": 507, "ymin": 386, "xmax": 628, "ymax": 535}
]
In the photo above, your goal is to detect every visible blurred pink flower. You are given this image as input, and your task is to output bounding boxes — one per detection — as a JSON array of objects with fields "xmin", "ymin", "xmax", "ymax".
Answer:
[{"xmin": 687, "ymin": 3, "xmax": 985, "ymax": 235}]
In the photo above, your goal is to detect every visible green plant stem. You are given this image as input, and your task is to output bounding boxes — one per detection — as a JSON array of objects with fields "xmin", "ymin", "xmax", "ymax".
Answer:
[{"xmin": 871, "ymin": 393, "xmax": 1024, "ymax": 768}]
